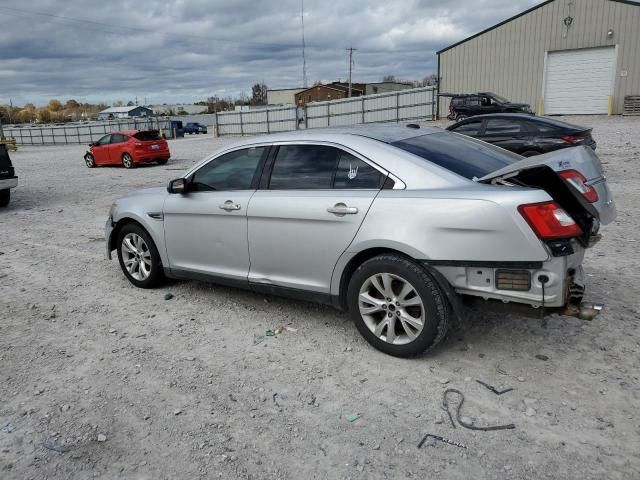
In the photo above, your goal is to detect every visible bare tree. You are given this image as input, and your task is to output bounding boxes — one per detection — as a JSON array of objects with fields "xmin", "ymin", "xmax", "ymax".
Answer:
[{"xmin": 250, "ymin": 83, "xmax": 268, "ymax": 106}]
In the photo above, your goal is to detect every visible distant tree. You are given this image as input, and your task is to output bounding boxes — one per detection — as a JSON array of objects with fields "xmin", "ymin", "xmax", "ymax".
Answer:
[
  {"xmin": 235, "ymin": 92, "xmax": 249, "ymax": 106},
  {"xmin": 313, "ymin": 80, "xmax": 323, "ymax": 86},
  {"xmin": 382, "ymin": 75, "xmax": 396, "ymax": 82},
  {"xmin": 17, "ymin": 108, "xmax": 36, "ymax": 123},
  {"xmin": 113, "ymin": 100, "xmax": 124, "ymax": 107},
  {"xmin": 126, "ymin": 100, "xmax": 135, "ymax": 106},
  {"xmin": 65, "ymin": 99, "xmax": 80, "ymax": 110},
  {"xmin": 422, "ymin": 74, "xmax": 438, "ymax": 86},
  {"xmin": 47, "ymin": 99, "xmax": 63, "ymax": 112},
  {"xmin": 177, "ymin": 109, "xmax": 189, "ymax": 115},
  {"xmin": 250, "ymin": 83, "xmax": 268, "ymax": 105},
  {"xmin": 37, "ymin": 107, "xmax": 52, "ymax": 123}
]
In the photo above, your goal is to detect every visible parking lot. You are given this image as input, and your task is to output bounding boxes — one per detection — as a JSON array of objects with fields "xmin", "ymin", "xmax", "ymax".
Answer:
[{"xmin": 1, "ymin": 116, "xmax": 639, "ymax": 479}]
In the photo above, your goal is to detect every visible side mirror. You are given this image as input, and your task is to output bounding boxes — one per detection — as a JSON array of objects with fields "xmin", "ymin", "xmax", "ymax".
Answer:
[{"xmin": 167, "ymin": 178, "xmax": 187, "ymax": 194}]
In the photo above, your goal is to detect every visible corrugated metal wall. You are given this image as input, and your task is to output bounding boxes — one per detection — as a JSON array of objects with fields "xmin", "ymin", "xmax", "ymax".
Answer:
[
  {"xmin": 218, "ymin": 87, "xmax": 436, "ymax": 136},
  {"xmin": 4, "ymin": 118, "xmax": 171, "ymax": 145},
  {"xmin": 438, "ymin": 0, "xmax": 640, "ymax": 115}
]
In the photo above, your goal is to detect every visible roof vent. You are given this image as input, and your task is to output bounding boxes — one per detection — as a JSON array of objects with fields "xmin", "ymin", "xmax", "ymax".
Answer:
[{"xmin": 406, "ymin": 123, "xmax": 420, "ymax": 129}]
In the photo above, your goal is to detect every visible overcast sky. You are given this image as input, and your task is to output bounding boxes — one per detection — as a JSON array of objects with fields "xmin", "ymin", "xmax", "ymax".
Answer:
[{"xmin": 0, "ymin": 0, "xmax": 539, "ymax": 106}]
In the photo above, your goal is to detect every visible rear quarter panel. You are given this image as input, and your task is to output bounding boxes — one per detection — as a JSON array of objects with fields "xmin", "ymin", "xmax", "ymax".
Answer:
[{"xmin": 331, "ymin": 185, "xmax": 552, "ymax": 296}]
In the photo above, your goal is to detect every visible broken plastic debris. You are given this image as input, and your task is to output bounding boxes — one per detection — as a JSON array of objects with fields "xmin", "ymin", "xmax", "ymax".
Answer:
[{"xmin": 345, "ymin": 413, "xmax": 361, "ymax": 422}]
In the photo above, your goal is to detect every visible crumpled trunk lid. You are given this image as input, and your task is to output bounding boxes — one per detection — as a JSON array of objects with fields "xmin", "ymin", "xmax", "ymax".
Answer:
[{"xmin": 478, "ymin": 146, "xmax": 616, "ymax": 225}]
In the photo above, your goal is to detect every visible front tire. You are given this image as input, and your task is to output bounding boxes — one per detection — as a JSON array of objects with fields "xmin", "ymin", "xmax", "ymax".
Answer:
[
  {"xmin": 116, "ymin": 223, "xmax": 164, "ymax": 288},
  {"xmin": 347, "ymin": 254, "xmax": 450, "ymax": 357},
  {"xmin": 122, "ymin": 153, "xmax": 136, "ymax": 169},
  {"xmin": 85, "ymin": 153, "xmax": 96, "ymax": 168},
  {"xmin": 0, "ymin": 189, "xmax": 10, "ymax": 207},
  {"xmin": 455, "ymin": 114, "xmax": 468, "ymax": 121}
]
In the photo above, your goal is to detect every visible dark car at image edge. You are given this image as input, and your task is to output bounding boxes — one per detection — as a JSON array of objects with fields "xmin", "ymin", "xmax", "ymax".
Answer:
[
  {"xmin": 446, "ymin": 113, "xmax": 596, "ymax": 157},
  {"xmin": 0, "ymin": 144, "xmax": 18, "ymax": 207}
]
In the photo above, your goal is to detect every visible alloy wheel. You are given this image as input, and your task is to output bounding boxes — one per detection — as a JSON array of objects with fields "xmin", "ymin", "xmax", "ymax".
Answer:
[
  {"xmin": 85, "ymin": 154, "xmax": 95, "ymax": 168},
  {"xmin": 121, "ymin": 233, "xmax": 152, "ymax": 281},
  {"xmin": 122, "ymin": 154, "xmax": 134, "ymax": 168},
  {"xmin": 358, "ymin": 272, "xmax": 425, "ymax": 345}
]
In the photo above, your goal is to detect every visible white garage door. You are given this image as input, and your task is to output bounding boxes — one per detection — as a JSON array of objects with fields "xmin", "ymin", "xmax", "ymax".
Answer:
[{"xmin": 544, "ymin": 47, "xmax": 616, "ymax": 114}]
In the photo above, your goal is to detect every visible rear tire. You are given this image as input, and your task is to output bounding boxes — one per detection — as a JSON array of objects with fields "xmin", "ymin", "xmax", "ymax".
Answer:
[
  {"xmin": 0, "ymin": 189, "xmax": 10, "ymax": 207},
  {"xmin": 521, "ymin": 150, "xmax": 540, "ymax": 157},
  {"xmin": 156, "ymin": 158, "xmax": 168, "ymax": 165},
  {"xmin": 455, "ymin": 114, "xmax": 468, "ymax": 121},
  {"xmin": 122, "ymin": 153, "xmax": 136, "ymax": 169},
  {"xmin": 116, "ymin": 223, "xmax": 164, "ymax": 288},
  {"xmin": 85, "ymin": 153, "xmax": 96, "ymax": 168},
  {"xmin": 347, "ymin": 254, "xmax": 450, "ymax": 357}
]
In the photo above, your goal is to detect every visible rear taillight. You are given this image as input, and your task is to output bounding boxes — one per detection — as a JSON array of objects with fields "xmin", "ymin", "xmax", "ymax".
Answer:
[
  {"xmin": 518, "ymin": 201, "xmax": 582, "ymax": 239},
  {"xmin": 134, "ymin": 142, "xmax": 143, "ymax": 149},
  {"xmin": 558, "ymin": 169, "xmax": 599, "ymax": 203},
  {"xmin": 561, "ymin": 132, "xmax": 589, "ymax": 145}
]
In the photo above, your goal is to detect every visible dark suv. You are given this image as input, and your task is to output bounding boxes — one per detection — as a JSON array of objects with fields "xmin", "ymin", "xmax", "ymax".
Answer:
[
  {"xmin": 0, "ymin": 144, "xmax": 18, "ymax": 207},
  {"xmin": 446, "ymin": 92, "xmax": 532, "ymax": 120}
]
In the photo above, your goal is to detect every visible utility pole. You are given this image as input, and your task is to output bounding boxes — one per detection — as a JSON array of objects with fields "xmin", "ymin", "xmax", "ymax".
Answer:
[
  {"xmin": 346, "ymin": 48, "xmax": 357, "ymax": 97},
  {"xmin": 301, "ymin": 0, "xmax": 308, "ymax": 88}
]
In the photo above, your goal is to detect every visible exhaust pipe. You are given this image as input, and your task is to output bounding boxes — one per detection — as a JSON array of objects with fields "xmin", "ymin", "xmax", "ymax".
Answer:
[
  {"xmin": 562, "ymin": 302, "xmax": 604, "ymax": 320},
  {"xmin": 577, "ymin": 302, "xmax": 604, "ymax": 321}
]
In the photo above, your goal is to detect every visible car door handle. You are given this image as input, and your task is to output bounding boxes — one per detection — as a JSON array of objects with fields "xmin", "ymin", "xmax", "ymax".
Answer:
[
  {"xmin": 219, "ymin": 200, "xmax": 241, "ymax": 211},
  {"xmin": 327, "ymin": 203, "xmax": 359, "ymax": 216}
]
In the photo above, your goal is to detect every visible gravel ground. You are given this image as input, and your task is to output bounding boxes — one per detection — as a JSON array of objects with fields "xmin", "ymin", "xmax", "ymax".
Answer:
[{"xmin": 1, "ymin": 117, "xmax": 639, "ymax": 480}]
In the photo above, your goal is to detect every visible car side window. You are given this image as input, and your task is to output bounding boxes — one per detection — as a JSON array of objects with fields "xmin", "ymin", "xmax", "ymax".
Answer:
[
  {"xmin": 450, "ymin": 120, "xmax": 482, "ymax": 136},
  {"xmin": 191, "ymin": 147, "xmax": 266, "ymax": 192},
  {"xmin": 334, "ymin": 152, "xmax": 385, "ymax": 189},
  {"xmin": 466, "ymin": 96, "xmax": 480, "ymax": 106},
  {"xmin": 110, "ymin": 134, "xmax": 126, "ymax": 144},
  {"xmin": 484, "ymin": 119, "xmax": 521, "ymax": 135},
  {"xmin": 96, "ymin": 135, "xmax": 111, "ymax": 146},
  {"xmin": 269, "ymin": 145, "xmax": 339, "ymax": 190}
]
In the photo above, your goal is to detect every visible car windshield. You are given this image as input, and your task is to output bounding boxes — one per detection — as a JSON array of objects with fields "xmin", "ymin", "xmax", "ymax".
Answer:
[
  {"xmin": 488, "ymin": 93, "xmax": 509, "ymax": 104},
  {"xmin": 391, "ymin": 132, "xmax": 521, "ymax": 180},
  {"xmin": 133, "ymin": 131, "xmax": 161, "ymax": 141}
]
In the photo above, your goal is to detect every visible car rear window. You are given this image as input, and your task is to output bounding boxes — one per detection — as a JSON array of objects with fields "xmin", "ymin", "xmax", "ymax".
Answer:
[
  {"xmin": 391, "ymin": 132, "xmax": 520, "ymax": 180},
  {"xmin": 133, "ymin": 130, "xmax": 161, "ymax": 141}
]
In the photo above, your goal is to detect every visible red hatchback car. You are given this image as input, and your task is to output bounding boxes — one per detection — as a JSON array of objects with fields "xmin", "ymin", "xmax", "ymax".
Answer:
[{"xmin": 84, "ymin": 130, "xmax": 170, "ymax": 169}]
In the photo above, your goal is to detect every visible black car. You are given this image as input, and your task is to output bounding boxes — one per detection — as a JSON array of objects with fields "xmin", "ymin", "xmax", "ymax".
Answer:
[
  {"xmin": 445, "ymin": 92, "xmax": 532, "ymax": 120},
  {"xmin": 0, "ymin": 144, "xmax": 18, "ymax": 207},
  {"xmin": 183, "ymin": 122, "xmax": 207, "ymax": 134},
  {"xmin": 446, "ymin": 113, "xmax": 596, "ymax": 157}
]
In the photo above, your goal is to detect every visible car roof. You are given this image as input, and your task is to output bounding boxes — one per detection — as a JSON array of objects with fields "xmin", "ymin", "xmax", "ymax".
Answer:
[
  {"xmin": 260, "ymin": 123, "xmax": 443, "ymax": 144},
  {"xmin": 450, "ymin": 113, "xmax": 588, "ymax": 130}
]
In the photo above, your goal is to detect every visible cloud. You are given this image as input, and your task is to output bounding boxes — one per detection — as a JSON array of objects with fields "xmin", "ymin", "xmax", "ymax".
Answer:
[{"xmin": 0, "ymin": 0, "xmax": 538, "ymax": 106}]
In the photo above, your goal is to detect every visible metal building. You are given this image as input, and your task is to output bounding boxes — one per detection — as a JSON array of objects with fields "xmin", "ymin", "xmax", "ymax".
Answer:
[
  {"xmin": 97, "ymin": 106, "xmax": 153, "ymax": 120},
  {"xmin": 437, "ymin": 0, "xmax": 640, "ymax": 116}
]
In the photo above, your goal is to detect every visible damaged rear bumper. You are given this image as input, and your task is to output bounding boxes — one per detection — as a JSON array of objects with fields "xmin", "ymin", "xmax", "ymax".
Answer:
[{"xmin": 427, "ymin": 242, "xmax": 586, "ymax": 310}]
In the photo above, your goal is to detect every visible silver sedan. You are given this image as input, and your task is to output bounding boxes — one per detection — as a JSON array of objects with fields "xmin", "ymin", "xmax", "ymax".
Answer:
[{"xmin": 105, "ymin": 124, "xmax": 615, "ymax": 357}]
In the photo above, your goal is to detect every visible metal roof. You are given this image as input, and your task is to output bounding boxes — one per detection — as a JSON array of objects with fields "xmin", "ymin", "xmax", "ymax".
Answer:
[{"xmin": 99, "ymin": 106, "xmax": 152, "ymax": 114}]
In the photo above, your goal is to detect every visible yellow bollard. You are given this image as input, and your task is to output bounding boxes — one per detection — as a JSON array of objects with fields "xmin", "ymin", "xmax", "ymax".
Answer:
[
  {"xmin": 607, "ymin": 96, "xmax": 614, "ymax": 116},
  {"xmin": 537, "ymin": 98, "xmax": 543, "ymax": 116}
]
